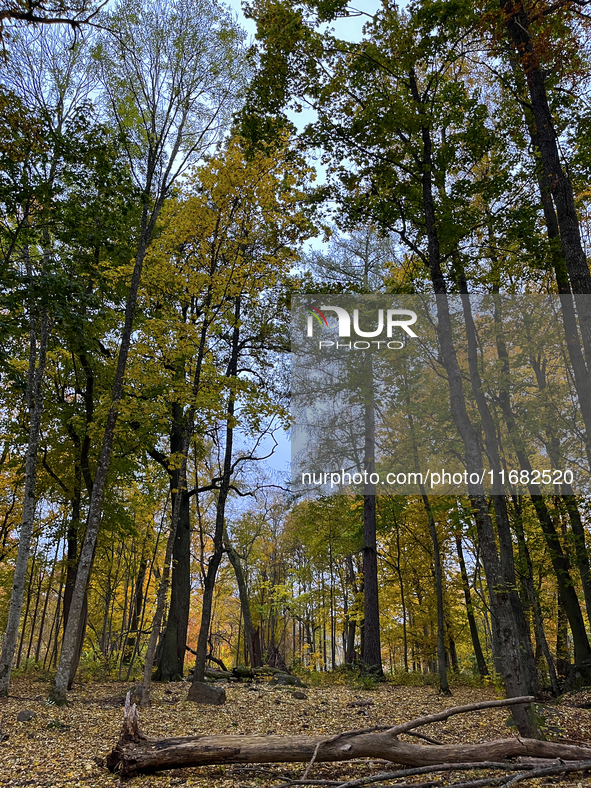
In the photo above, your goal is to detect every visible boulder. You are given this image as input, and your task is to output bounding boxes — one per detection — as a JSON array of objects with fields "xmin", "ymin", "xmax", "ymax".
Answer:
[
  {"xmin": 268, "ymin": 673, "xmax": 303, "ymax": 687},
  {"xmin": 127, "ymin": 685, "xmax": 142, "ymax": 705},
  {"xmin": 187, "ymin": 681, "xmax": 226, "ymax": 705},
  {"xmin": 233, "ymin": 665, "xmax": 254, "ymax": 680}
]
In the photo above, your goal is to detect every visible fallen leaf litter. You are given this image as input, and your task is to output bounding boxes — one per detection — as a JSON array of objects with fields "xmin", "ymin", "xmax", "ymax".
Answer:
[{"xmin": 1, "ymin": 679, "xmax": 591, "ymax": 787}]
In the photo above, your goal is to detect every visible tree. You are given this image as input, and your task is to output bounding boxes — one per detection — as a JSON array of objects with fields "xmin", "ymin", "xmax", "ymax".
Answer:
[
  {"xmin": 0, "ymin": 259, "xmax": 50, "ymax": 695},
  {"xmin": 0, "ymin": 30, "xmax": 134, "ymax": 690},
  {"xmin": 245, "ymin": 0, "xmax": 543, "ymax": 733},
  {"xmin": 303, "ymin": 225, "xmax": 394, "ymax": 677},
  {"xmin": 495, "ymin": 0, "xmax": 591, "ymax": 298},
  {"xmin": 134, "ymin": 132, "xmax": 315, "ymax": 693},
  {"xmin": 50, "ymin": 0, "xmax": 246, "ymax": 703},
  {"xmin": 0, "ymin": 0, "xmax": 105, "ymax": 45},
  {"xmin": 107, "ymin": 693, "xmax": 591, "ymax": 778}
]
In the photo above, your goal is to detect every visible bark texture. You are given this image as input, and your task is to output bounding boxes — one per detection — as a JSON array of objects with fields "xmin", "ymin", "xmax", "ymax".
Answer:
[
  {"xmin": 192, "ymin": 298, "xmax": 240, "ymax": 684},
  {"xmin": 106, "ymin": 696, "xmax": 591, "ymax": 778},
  {"xmin": 361, "ymin": 366, "xmax": 383, "ymax": 678},
  {"xmin": 51, "ymin": 212, "xmax": 151, "ymax": 704},
  {"xmin": 155, "ymin": 487, "xmax": 191, "ymax": 681},
  {"xmin": 407, "ymin": 63, "xmax": 539, "ymax": 735},
  {"xmin": 455, "ymin": 532, "xmax": 488, "ymax": 677},
  {"xmin": 0, "ymin": 301, "xmax": 49, "ymax": 696},
  {"xmin": 500, "ymin": 1, "xmax": 591, "ymax": 296}
]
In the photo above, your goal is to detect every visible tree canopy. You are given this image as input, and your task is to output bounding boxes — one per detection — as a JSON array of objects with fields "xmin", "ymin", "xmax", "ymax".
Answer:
[{"xmin": 2, "ymin": 0, "xmax": 591, "ymax": 759}]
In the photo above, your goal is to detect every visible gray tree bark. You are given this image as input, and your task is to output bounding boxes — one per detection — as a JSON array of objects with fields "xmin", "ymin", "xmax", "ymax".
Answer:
[
  {"xmin": 192, "ymin": 299, "xmax": 240, "ymax": 685},
  {"xmin": 0, "ymin": 293, "xmax": 49, "ymax": 695},
  {"xmin": 140, "ymin": 480, "xmax": 183, "ymax": 706},
  {"xmin": 106, "ymin": 695, "xmax": 591, "ymax": 778},
  {"xmin": 408, "ymin": 66, "xmax": 540, "ymax": 736},
  {"xmin": 224, "ymin": 529, "xmax": 256, "ymax": 668},
  {"xmin": 454, "ymin": 531, "xmax": 488, "ymax": 678},
  {"xmin": 500, "ymin": 0, "xmax": 591, "ymax": 297},
  {"xmin": 51, "ymin": 210, "xmax": 152, "ymax": 704},
  {"xmin": 422, "ymin": 494, "xmax": 450, "ymax": 695},
  {"xmin": 361, "ymin": 359, "xmax": 383, "ymax": 678}
]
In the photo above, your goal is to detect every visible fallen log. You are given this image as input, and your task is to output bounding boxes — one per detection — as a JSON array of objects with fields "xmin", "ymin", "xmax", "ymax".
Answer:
[
  {"xmin": 106, "ymin": 695, "xmax": 591, "ymax": 778},
  {"xmin": 204, "ymin": 667, "xmax": 233, "ymax": 680}
]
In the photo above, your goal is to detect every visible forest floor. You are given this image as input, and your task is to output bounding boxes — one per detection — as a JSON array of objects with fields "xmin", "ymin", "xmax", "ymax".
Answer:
[{"xmin": 1, "ymin": 677, "xmax": 591, "ymax": 787}]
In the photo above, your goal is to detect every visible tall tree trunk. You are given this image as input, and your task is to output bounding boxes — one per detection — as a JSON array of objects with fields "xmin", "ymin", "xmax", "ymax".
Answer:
[
  {"xmin": 407, "ymin": 383, "xmax": 448, "ymax": 693},
  {"xmin": 140, "ymin": 292, "xmax": 215, "ymax": 704},
  {"xmin": 35, "ymin": 538, "xmax": 60, "ymax": 664},
  {"xmin": 140, "ymin": 496, "xmax": 180, "ymax": 705},
  {"xmin": 457, "ymin": 278, "xmax": 536, "ymax": 673},
  {"xmin": 407, "ymin": 65, "xmax": 539, "ymax": 736},
  {"xmin": 556, "ymin": 592, "xmax": 570, "ymax": 680},
  {"xmin": 500, "ymin": 0, "xmax": 591, "ymax": 298},
  {"xmin": 361, "ymin": 366, "xmax": 383, "ymax": 678},
  {"xmin": 25, "ymin": 553, "xmax": 44, "ymax": 663},
  {"xmin": 507, "ymin": 37, "xmax": 591, "ymax": 442},
  {"xmin": 16, "ymin": 546, "xmax": 37, "ymax": 668},
  {"xmin": 510, "ymin": 497, "xmax": 560, "ymax": 695},
  {"xmin": 45, "ymin": 575, "xmax": 63, "ymax": 671},
  {"xmin": 155, "ymin": 485, "xmax": 191, "ymax": 682},
  {"xmin": 123, "ymin": 556, "xmax": 148, "ymax": 665},
  {"xmin": 148, "ymin": 280, "xmax": 220, "ymax": 685},
  {"xmin": 492, "ymin": 298, "xmax": 591, "ymax": 676},
  {"xmin": 224, "ymin": 530, "xmax": 256, "ymax": 667},
  {"xmin": 454, "ymin": 531, "xmax": 488, "ymax": 678},
  {"xmin": 67, "ymin": 593, "xmax": 87, "ymax": 689},
  {"xmin": 0, "ymin": 294, "xmax": 49, "ymax": 696},
  {"xmin": 62, "ymin": 502, "xmax": 80, "ymax": 643},
  {"xmin": 51, "ymin": 204, "xmax": 154, "ymax": 704},
  {"xmin": 422, "ymin": 494, "xmax": 450, "ymax": 694},
  {"xmin": 395, "ymin": 530, "xmax": 408, "ymax": 673},
  {"xmin": 344, "ymin": 555, "xmax": 358, "ymax": 664},
  {"xmin": 125, "ymin": 515, "xmax": 167, "ymax": 682},
  {"xmin": 192, "ymin": 431, "xmax": 234, "ymax": 684},
  {"xmin": 562, "ymin": 494, "xmax": 591, "ymax": 626},
  {"xmin": 192, "ymin": 298, "xmax": 241, "ymax": 685},
  {"xmin": 329, "ymin": 548, "xmax": 336, "ymax": 670}
]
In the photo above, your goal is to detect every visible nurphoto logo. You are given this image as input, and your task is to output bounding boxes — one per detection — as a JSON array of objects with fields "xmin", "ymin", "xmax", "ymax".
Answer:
[{"xmin": 305, "ymin": 305, "xmax": 418, "ymax": 350}]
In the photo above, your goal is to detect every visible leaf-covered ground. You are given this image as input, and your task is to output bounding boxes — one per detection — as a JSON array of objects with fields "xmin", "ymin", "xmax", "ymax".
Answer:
[{"xmin": 1, "ymin": 678, "xmax": 591, "ymax": 787}]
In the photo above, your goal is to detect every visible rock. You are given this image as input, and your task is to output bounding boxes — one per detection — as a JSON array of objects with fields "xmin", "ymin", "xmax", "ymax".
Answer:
[
  {"xmin": 17, "ymin": 710, "xmax": 35, "ymax": 722},
  {"xmin": 268, "ymin": 673, "xmax": 303, "ymax": 687},
  {"xmin": 187, "ymin": 681, "xmax": 226, "ymax": 705},
  {"xmin": 293, "ymin": 690, "xmax": 308, "ymax": 700},
  {"xmin": 127, "ymin": 685, "xmax": 142, "ymax": 704},
  {"xmin": 233, "ymin": 665, "xmax": 254, "ymax": 680}
]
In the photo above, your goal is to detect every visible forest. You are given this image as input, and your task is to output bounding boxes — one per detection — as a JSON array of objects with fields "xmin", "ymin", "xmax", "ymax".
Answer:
[{"xmin": 3, "ymin": 0, "xmax": 591, "ymax": 785}]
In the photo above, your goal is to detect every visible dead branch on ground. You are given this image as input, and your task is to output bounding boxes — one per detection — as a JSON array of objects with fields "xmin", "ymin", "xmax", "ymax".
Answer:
[{"xmin": 106, "ymin": 694, "xmax": 591, "ymax": 781}]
